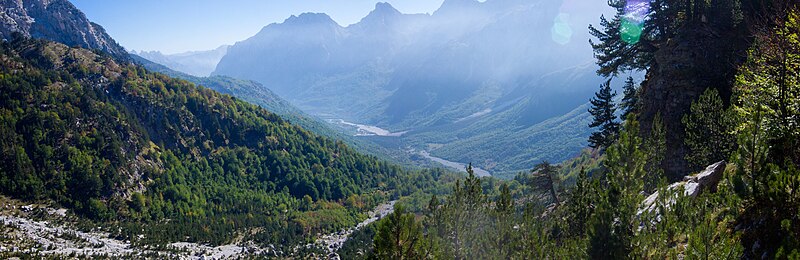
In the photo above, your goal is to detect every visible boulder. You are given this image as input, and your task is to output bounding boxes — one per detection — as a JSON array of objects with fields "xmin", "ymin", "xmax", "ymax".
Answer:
[{"xmin": 638, "ymin": 161, "xmax": 727, "ymax": 216}]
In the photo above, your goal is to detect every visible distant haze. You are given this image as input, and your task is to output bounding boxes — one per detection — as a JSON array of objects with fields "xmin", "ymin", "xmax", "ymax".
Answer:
[{"xmin": 69, "ymin": 0, "xmax": 446, "ymax": 54}]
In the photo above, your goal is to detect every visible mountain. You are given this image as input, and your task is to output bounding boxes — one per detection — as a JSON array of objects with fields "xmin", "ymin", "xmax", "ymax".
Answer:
[
  {"xmin": 130, "ymin": 53, "xmax": 302, "ymax": 116},
  {"xmin": 0, "ymin": 37, "xmax": 450, "ymax": 254},
  {"xmin": 0, "ymin": 0, "xmax": 128, "ymax": 60},
  {"xmin": 132, "ymin": 53, "xmax": 438, "ymax": 168},
  {"xmin": 133, "ymin": 45, "xmax": 229, "ymax": 77},
  {"xmin": 214, "ymin": 0, "xmax": 611, "ymax": 174}
]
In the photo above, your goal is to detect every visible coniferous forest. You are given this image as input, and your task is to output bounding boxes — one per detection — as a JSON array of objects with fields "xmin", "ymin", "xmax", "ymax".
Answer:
[
  {"xmin": 0, "ymin": 0, "xmax": 799, "ymax": 258},
  {"xmin": 354, "ymin": 0, "xmax": 800, "ymax": 258}
]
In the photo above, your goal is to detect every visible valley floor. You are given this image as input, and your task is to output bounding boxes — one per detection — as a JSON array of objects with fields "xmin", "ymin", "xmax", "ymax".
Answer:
[{"xmin": 0, "ymin": 196, "xmax": 395, "ymax": 259}]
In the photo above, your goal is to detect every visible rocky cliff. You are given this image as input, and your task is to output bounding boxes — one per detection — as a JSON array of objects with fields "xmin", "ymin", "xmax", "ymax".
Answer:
[
  {"xmin": 0, "ymin": 0, "xmax": 128, "ymax": 60},
  {"xmin": 638, "ymin": 22, "xmax": 748, "ymax": 181}
]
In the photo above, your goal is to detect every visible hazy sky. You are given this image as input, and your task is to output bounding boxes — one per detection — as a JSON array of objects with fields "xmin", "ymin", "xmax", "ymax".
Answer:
[{"xmin": 71, "ymin": 0, "xmax": 445, "ymax": 54}]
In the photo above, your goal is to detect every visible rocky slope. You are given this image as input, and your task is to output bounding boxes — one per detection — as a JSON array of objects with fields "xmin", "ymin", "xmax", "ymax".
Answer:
[{"xmin": 0, "ymin": 0, "xmax": 128, "ymax": 60}]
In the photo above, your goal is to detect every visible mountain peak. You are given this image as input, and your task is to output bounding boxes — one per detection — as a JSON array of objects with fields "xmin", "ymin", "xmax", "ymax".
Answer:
[
  {"xmin": 373, "ymin": 2, "xmax": 400, "ymax": 15},
  {"xmin": 284, "ymin": 12, "xmax": 339, "ymax": 26},
  {"xmin": 352, "ymin": 2, "xmax": 403, "ymax": 28},
  {"xmin": 0, "ymin": 0, "xmax": 129, "ymax": 61}
]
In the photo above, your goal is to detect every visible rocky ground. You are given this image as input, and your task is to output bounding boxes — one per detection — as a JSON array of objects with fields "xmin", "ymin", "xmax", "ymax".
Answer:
[
  {"xmin": 296, "ymin": 200, "xmax": 396, "ymax": 259},
  {"xmin": 0, "ymin": 196, "xmax": 276, "ymax": 259},
  {"xmin": 0, "ymin": 196, "xmax": 396, "ymax": 259}
]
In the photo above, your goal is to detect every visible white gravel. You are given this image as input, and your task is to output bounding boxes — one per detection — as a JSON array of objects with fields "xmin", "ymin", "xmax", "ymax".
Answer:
[{"xmin": 309, "ymin": 200, "xmax": 396, "ymax": 257}]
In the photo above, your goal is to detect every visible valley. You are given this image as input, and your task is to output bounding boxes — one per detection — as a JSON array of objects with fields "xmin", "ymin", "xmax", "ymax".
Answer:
[{"xmin": 4, "ymin": 0, "xmax": 799, "ymax": 258}]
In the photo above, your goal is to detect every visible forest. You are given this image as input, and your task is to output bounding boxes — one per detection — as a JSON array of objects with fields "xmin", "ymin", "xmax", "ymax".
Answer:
[
  {"xmin": 354, "ymin": 0, "xmax": 800, "ymax": 258},
  {"xmin": 0, "ymin": 35, "xmax": 457, "ymax": 253}
]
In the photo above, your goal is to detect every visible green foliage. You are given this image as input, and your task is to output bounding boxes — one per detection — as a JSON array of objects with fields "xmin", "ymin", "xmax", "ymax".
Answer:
[
  {"xmin": 644, "ymin": 113, "xmax": 667, "ymax": 192},
  {"xmin": 620, "ymin": 76, "xmax": 640, "ymax": 118},
  {"xmin": 589, "ymin": 0, "xmax": 654, "ymax": 77},
  {"xmin": 588, "ymin": 116, "xmax": 648, "ymax": 258},
  {"xmin": 588, "ymin": 80, "xmax": 620, "ymax": 150},
  {"xmin": 531, "ymin": 161, "xmax": 561, "ymax": 205},
  {"xmin": 604, "ymin": 116, "xmax": 647, "ymax": 194},
  {"xmin": 339, "ymin": 222, "xmax": 378, "ymax": 259},
  {"xmin": 371, "ymin": 205, "xmax": 428, "ymax": 259},
  {"xmin": 731, "ymin": 6, "xmax": 800, "ymax": 257},
  {"xmin": 591, "ymin": 0, "xmax": 745, "ymax": 76},
  {"xmin": 685, "ymin": 198, "xmax": 743, "ymax": 260},
  {"xmin": 563, "ymin": 168, "xmax": 596, "ymax": 237},
  {"xmin": 0, "ymin": 38, "xmax": 451, "ymax": 250},
  {"xmin": 683, "ymin": 88, "xmax": 736, "ymax": 170}
]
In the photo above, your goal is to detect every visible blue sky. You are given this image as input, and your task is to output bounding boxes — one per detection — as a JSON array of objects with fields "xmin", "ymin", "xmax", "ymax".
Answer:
[{"xmin": 71, "ymin": 0, "xmax": 445, "ymax": 54}]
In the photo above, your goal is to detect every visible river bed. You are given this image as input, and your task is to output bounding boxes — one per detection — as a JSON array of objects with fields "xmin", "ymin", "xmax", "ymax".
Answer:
[
  {"xmin": 327, "ymin": 119, "xmax": 407, "ymax": 137},
  {"xmin": 418, "ymin": 150, "xmax": 491, "ymax": 177}
]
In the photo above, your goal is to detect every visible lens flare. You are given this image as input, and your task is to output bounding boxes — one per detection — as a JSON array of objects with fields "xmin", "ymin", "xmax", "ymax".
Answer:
[
  {"xmin": 621, "ymin": 0, "xmax": 649, "ymax": 44},
  {"xmin": 551, "ymin": 13, "xmax": 573, "ymax": 45}
]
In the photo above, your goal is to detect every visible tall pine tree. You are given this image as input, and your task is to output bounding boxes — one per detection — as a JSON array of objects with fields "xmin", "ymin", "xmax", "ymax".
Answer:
[
  {"xmin": 620, "ymin": 76, "xmax": 639, "ymax": 118},
  {"xmin": 588, "ymin": 80, "xmax": 620, "ymax": 150},
  {"xmin": 589, "ymin": 0, "xmax": 654, "ymax": 77}
]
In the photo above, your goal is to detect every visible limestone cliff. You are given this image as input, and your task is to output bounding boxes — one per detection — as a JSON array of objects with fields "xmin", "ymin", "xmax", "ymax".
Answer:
[{"xmin": 0, "ymin": 0, "xmax": 128, "ymax": 60}]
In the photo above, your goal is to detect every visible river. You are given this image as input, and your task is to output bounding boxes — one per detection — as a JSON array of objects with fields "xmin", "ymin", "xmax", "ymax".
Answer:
[
  {"xmin": 327, "ymin": 119, "xmax": 407, "ymax": 137},
  {"xmin": 327, "ymin": 119, "xmax": 491, "ymax": 177},
  {"xmin": 418, "ymin": 150, "xmax": 491, "ymax": 177}
]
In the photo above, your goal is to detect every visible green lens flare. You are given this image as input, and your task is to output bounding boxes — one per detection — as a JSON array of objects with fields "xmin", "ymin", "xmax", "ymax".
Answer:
[
  {"xmin": 551, "ymin": 13, "xmax": 573, "ymax": 45},
  {"xmin": 620, "ymin": 19, "xmax": 643, "ymax": 44},
  {"xmin": 621, "ymin": 0, "xmax": 649, "ymax": 45}
]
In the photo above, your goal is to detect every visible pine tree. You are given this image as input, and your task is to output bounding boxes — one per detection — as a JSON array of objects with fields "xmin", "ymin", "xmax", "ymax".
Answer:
[
  {"xmin": 435, "ymin": 163, "xmax": 488, "ymax": 259},
  {"xmin": 565, "ymin": 167, "xmax": 594, "ymax": 237},
  {"xmin": 644, "ymin": 113, "xmax": 666, "ymax": 193},
  {"xmin": 590, "ymin": 0, "xmax": 662, "ymax": 77},
  {"xmin": 373, "ymin": 205, "xmax": 426, "ymax": 259},
  {"xmin": 682, "ymin": 88, "xmax": 736, "ymax": 170},
  {"xmin": 589, "ymin": 0, "xmax": 645, "ymax": 77},
  {"xmin": 495, "ymin": 183, "xmax": 514, "ymax": 214},
  {"xmin": 620, "ymin": 76, "xmax": 639, "ymax": 118},
  {"xmin": 531, "ymin": 161, "xmax": 561, "ymax": 206},
  {"xmin": 589, "ymin": 117, "xmax": 647, "ymax": 259},
  {"xmin": 588, "ymin": 80, "xmax": 620, "ymax": 150}
]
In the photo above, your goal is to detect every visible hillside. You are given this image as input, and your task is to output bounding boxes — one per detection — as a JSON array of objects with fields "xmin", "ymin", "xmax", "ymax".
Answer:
[
  {"xmin": 0, "ymin": 37, "xmax": 447, "ymax": 255},
  {"xmin": 213, "ymin": 0, "xmax": 612, "ymax": 174},
  {"xmin": 131, "ymin": 54, "xmax": 439, "ymax": 169}
]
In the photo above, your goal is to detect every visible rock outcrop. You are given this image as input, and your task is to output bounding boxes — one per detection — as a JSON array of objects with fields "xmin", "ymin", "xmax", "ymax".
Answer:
[
  {"xmin": 638, "ymin": 161, "xmax": 727, "ymax": 215},
  {"xmin": 638, "ymin": 20, "xmax": 748, "ymax": 181},
  {"xmin": 0, "ymin": 0, "xmax": 128, "ymax": 60}
]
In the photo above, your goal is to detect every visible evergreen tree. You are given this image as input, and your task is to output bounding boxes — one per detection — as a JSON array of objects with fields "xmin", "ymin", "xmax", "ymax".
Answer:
[
  {"xmin": 434, "ymin": 164, "xmax": 488, "ymax": 259},
  {"xmin": 565, "ymin": 167, "xmax": 594, "ymax": 237},
  {"xmin": 372, "ymin": 205, "xmax": 426, "ymax": 259},
  {"xmin": 589, "ymin": 0, "xmax": 652, "ymax": 77},
  {"xmin": 682, "ymin": 88, "xmax": 736, "ymax": 170},
  {"xmin": 644, "ymin": 113, "xmax": 667, "ymax": 193},
  {"xmin": 531, "ymin": 161, "xmax": 561, "ymax": 206},
  {"xmin": 588, "ymin": 80, "xmax": 620, "ymax": 150},
  {"xmin": 490, "ymin": 183, "xmax": 516, "ymax": 258},
  {"xmin": 495, "ymin": 183, "xmax": 514, "ymax": 214},
  {"xmin": 589, "ymin": 117, "xmax": 647, "ymax": 259},
  {"xmin": 620, "ymin": 76, "xmax": 639, "ymax": 118}
]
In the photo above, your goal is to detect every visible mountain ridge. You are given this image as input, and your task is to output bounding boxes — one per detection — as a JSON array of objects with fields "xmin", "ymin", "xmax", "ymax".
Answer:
[
  {"xmin": 0, "ymin": 0, "xmax": 128, "ymax": 60},
  {"xmin": 213, "ymin": 0, "xmax": 611, "ymax": 174}
]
